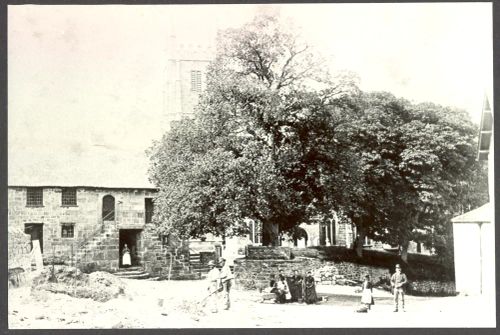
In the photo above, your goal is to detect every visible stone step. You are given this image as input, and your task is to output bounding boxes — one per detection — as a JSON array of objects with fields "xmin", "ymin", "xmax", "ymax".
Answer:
[
  {"xmin": 192, "ymin": 267, "xmax": 210, "ymax": 272},
  {"xmin": 146, "ymin": 277, "xmax": 161, "ymax": 281},
  {"xmin": 115, "ymin": 272, "xmax": 151, "ymax": 280},
  {"xmin": 116, "ymin": 266, "xmax": 142, "ymax": 272},
  {"xmin": 115, "ymin": 270, "xmax": 144, "ymax": 276}
]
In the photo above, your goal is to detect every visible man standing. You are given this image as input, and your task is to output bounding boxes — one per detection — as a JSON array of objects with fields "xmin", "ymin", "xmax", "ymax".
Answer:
[
  {"xmin": 219, "ymin": 258, "xmax": 234, "ymax": 310},
  {"xmin": 206, "ymin": 260, "xmax": 220, "ymax": 313},
  {"xmin": 390, "ymin": 264, "xmax": 408, "ymax": 312}
]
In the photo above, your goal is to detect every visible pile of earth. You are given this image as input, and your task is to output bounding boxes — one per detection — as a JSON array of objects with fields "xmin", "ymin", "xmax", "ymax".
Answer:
[{"xmin": 31, "ymin": 266, "xmax": 125, "ymax": 302}]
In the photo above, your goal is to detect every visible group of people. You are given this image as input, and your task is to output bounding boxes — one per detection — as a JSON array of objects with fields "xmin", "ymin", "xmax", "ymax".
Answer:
[
  {"xmin": 203, "ymin": 259, "xmax": 408, "ymax": 313},
  {"xmin": 268, "ymin": 269, "xmax": 318, "ymax": 304},
  {"xmin": 205, "ymin": 257, "xmax": 234, "ymax": 313},
  {"xmin": 266, "ymin": 264, "xmax": 408, "ymax": 313}
]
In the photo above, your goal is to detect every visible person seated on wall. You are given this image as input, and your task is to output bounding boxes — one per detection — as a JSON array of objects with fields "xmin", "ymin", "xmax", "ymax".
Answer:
[{"xmin": 275, "ymin": 274, "xmax": 291, "ymax": 304}]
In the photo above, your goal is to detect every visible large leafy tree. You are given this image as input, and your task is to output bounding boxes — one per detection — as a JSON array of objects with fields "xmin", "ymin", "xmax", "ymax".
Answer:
[
  {"xmin": 148, "ymin": 14, "xmax": 359, "ymax": 245},
  {"xmin": 340, "ymin": 92, "xmax": 488, "ymax": 261},
  {"xmin": 148, "ymin": 13, "xmax": 486, "ymax": 255}
]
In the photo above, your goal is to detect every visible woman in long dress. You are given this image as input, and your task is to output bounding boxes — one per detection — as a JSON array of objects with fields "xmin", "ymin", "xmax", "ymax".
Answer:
[
  {"xmin": 303, "ymin": 271, "xmax": 318, "ymax": 304},
  {"xmin": 122, "ymin": 244, "xmax": 131, "ymax": 267},
  {"xmin": 289, "ymin": 270, "xmax": 303, "ymax": 302},
  {"xmin": 360, "ymin": 274, "xmax": 374, "ymax": 310}
]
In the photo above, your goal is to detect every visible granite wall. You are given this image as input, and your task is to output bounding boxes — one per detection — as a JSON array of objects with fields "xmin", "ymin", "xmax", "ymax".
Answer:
[{"xmin": 234, "ymin": 250, "xmax": 456, "ymax": 296}]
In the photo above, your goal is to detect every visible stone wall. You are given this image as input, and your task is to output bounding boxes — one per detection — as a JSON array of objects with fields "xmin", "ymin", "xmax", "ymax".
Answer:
[
  {"xmin": 407, "ymin": 280, "xmax": 456, "ymax": 296},
  {"xmin": 8, "ymin": 227, "xmax": 32, "ymax": 270},
  {"xmin": 234, "ymin": 257, "xmax": 456, "ymax": 296},
  {"xmin": 200, "ymin": 251, "xmax": 217, "ymax": 264},
  {"xmin": 334, "ymin": 261, "xmax": 390, "ymax": 282},
  {"xmin": 233, "ymin": 258, "xmax": 391, "ymax": 290},
  {"xmin": 246, "ymin": 246, "xmax": 292, "ymax": 260},
  {"xmin": 234, "ymin": 258, "xmax": 320, "ymax": 290},
  {"xmin": 74, "ymin": 224, "xmax": 120, "ymax": 272},
  {"xmin": 291, "ymin": 248, "xmax": 320, "ymax": 258},
  {"xmin": 140, "ymin": 225, "xmax": 197, "ymax": 280}
]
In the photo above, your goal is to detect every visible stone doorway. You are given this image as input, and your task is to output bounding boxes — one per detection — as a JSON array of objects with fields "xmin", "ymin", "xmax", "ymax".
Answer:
[
  {"xmin": 24, "ymin": 223, "xmax": 43, "ymax": 253},
  {"xmin": 119, "ymin": 229, "xmax": 142, "ymax": 268}
]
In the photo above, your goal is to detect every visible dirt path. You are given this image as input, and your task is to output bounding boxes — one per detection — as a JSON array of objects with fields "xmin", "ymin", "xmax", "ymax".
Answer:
[{"xmin": 8, "ymin": 278, "xmax": 496, "ymax": 328}]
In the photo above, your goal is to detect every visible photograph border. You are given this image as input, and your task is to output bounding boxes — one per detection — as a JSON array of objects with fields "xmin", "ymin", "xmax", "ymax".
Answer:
[{"xmin": 1, "ymin": 0, "xmax": 498, "ymax": 334}]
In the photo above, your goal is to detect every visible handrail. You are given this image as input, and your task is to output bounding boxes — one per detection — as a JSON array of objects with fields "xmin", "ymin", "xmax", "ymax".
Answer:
[{"xmin": 77, "ymin": 210, "xmax": 115, "ymax": 250}]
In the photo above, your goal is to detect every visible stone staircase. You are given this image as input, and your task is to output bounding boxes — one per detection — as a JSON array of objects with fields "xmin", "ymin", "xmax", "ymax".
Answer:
[
  {"xmin": 189, "ymin": 253, "xmax": 210, "ymax": 278},
  {"xmin": 72, "ymin": 222, "xmax": 117, "ymax": 266},
  {"xmin": 114, "ymin": 266, "xmax": 159, "ymax": 281}
]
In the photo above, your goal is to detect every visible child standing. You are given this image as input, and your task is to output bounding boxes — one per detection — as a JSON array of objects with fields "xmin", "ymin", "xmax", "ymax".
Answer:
[{"xmin": 360, "ymin": 274, "xmax": 374, "ymax": 310}]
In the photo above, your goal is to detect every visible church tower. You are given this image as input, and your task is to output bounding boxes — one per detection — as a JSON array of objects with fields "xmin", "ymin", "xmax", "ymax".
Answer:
[{"xmin": 162, "ymin": 14, "xmax": 217, "ymax": 129}]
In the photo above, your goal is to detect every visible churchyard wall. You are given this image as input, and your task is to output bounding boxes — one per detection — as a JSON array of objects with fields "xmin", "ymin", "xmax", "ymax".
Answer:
[{"xmin": 235, "ymin": 246, "xmax": 456, "ymax": 296}]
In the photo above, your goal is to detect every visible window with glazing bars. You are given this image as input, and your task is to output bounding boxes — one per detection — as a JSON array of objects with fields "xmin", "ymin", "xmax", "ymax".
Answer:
[
  {"xmin": 26, "ymin": 187, "xmax": 43, "ymax": 207},
  {"xmin": 61, "ymin": 223, "xmax": 75, "ymax": 238},
  {"xmin": 191, "ymin": 70, "xmax": 202, "ymax": 92},
  {"xmin": 61, "ymin": 188, "xmax": 77, "ymax": 206}
]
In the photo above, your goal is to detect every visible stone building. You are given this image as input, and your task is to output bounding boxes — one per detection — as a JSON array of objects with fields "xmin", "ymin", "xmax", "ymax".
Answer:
[
  {"xmin": 8, "ymin": 185, "xmax": 154, "ymax": 266},
  {"xmin": 7, "ymin": 146, "xmax": 200, "ymax": 279}
]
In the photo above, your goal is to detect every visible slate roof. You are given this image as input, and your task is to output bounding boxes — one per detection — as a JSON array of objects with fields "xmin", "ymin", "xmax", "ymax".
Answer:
[{"xmin": 451, "ymin": 202, "xmax": 493, "ymax": 224}]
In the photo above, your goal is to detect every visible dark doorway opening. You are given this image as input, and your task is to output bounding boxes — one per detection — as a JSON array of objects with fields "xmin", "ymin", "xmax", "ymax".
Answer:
[
  {"xmin": 119, "ymin": 229, "xmax": 142, "ymax": 268},
  {"xmin": 24, "ymin": 223, "xmax": 44, "ymax": 253}
]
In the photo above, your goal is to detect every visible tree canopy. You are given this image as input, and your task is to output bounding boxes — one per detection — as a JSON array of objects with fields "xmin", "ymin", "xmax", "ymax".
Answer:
[
  {"xmin": 339, "ymin": 92, "xmax": 487, "ymax": 260},
  {"xmin": 148, "ymin": 13, "xmax": 488, "ymax": 256}
]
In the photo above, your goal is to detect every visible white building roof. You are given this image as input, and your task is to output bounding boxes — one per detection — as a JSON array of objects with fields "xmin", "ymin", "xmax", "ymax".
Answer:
[{"xmin": 451, "ymin": 202, "xmax": 492, "ymax": 224}]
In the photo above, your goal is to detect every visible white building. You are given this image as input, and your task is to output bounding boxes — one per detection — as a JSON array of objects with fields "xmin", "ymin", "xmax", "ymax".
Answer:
[{"xmin": 451, "ymin": 95, "xmax": 494, "ymax": 296}]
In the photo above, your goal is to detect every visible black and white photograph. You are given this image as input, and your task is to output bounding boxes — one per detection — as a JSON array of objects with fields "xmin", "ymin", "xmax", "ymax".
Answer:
[{"xmin": 7, "ymin": 2, "xmax": 495, "ymax": 328}]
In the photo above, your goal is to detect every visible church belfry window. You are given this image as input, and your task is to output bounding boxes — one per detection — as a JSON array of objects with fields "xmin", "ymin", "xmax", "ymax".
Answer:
[{"xmin": 191, "ymin": 70, "xmax": 202, "ymax": 92}]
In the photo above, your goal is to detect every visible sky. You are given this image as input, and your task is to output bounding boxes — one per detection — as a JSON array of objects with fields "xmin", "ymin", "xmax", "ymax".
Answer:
[{"xmin": 8, "ymin": 3, "xmax": 493, "ymax": 186}]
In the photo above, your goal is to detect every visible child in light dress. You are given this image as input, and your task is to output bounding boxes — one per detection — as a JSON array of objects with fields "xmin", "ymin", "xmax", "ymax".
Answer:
[{"xmin": 360, "ymin": 274, "xmax": 374, "ymax": 310}]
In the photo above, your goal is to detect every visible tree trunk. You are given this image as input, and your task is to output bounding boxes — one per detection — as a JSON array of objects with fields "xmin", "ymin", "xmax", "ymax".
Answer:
[
  {"xmin": 400, "ymin": 238, "xmax": 409, "ymax": 263},
  {"xmin": 355, "ymin": 220, "xmax": 365, "ymax": 258},
  {"xmin": 262, "ymin": 221, "xmax": 280, "ymax": 246},
  {"xmin": 400, "ymin": 213, "xmax": 419, "ymax": 263}
]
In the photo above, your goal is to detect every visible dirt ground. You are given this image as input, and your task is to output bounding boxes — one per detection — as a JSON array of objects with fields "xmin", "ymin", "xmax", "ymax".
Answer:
[{"xmin": 8, "ymin": 275, "xmax": 496, "ymax": 328}]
